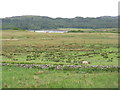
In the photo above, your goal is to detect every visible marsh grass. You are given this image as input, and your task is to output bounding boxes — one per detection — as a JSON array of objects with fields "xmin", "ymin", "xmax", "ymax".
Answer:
[{"xmin": 2, "ymin": 30, "xmax": 118, "ymax": 65}]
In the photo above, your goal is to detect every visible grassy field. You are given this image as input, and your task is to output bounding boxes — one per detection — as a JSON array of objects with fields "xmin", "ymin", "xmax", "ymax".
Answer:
[
  {"xmin": 2, "ymin": 66, "xmax": 118, "ymax": 88},
  {"xmin": 2, "ymin": 30, "xmax": 118, "ymax": 65},
  {"xmin": 2, "ymin": 30, "xmax": 119, "ymax": 88}
]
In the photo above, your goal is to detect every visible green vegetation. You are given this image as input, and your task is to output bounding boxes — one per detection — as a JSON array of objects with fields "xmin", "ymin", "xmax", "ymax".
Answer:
[
  {"xmin": 2, "ymin": 30, "xmax": 119, "ymax": 88},
  {"xmin": 64, "ymin": 28, "xmax": 118, "ymax": 33},
  {"xmin": 2, "ymin": 30, "xmax": 118, "ymax": 65},
  {"xmin": 2, "ymin": 16, "xmax": 118, "ymax": 30},
  {"xmin": 2, "ymin": 66, "xmax": 118, "ymax": 88}
]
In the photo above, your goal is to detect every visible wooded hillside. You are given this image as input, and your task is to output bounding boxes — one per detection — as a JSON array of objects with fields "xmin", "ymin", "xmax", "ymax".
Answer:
[{"xmin": 2, "ymin": 15, "xmax": 118, "ymax": 30}]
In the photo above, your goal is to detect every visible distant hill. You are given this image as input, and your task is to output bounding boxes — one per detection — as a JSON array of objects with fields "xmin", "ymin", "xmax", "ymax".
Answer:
[{"xmin": 2, "ymin": 15, "xmax": 118, "ymax": 30}]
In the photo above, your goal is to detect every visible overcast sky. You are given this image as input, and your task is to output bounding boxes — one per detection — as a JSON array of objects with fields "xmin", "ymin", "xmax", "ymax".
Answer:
[{"xmin": 1, "ymin": 0, "xmax": 119, "ymax": 18}]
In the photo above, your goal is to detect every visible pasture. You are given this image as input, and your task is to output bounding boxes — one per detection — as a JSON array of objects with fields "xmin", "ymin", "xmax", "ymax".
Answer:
[
  {"xmin": 2, "ymin": 30, "xmax": 119, "ymax": 88},
  {"xmin": 2, "ymin": 66, "xmax": 118, "ymax": 88},
  {"xmin": 2, "ymin": 30, "xmax": 118, "ymax": 65}
]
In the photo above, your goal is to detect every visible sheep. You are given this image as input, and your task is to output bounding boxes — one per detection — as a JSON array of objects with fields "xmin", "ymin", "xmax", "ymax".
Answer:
[{"xmin": 81, "ymin": 61, "xmax": 90, "ymax": 64}]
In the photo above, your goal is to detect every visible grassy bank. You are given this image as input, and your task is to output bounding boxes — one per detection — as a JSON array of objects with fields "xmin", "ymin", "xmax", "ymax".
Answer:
[{"xmin": 58, "ymin": 28, "xmax": 118, "ymax": 33}]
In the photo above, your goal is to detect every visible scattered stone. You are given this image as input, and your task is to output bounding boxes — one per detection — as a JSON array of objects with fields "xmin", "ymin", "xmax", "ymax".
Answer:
[{"xmin": 2, "ymin": 63, "xmax": 120, "ymax": 70}]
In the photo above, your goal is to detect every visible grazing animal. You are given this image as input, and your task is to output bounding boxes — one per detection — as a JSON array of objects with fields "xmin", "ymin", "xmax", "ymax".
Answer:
[{"xmin": 81, "ymin": 61, "xmax": 90, "ymax": 64}]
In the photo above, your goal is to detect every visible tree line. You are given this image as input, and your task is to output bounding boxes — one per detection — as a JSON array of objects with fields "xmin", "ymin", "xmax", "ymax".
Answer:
[{"xmin": 2, "ymin": 15, "xmax": 118, "ymax": 30}]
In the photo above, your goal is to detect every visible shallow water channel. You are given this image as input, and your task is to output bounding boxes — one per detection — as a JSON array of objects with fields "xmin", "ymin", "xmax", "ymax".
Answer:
[{"xmin": 29, "ymin": 30, "xmax": 68, "ymax": 33}]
